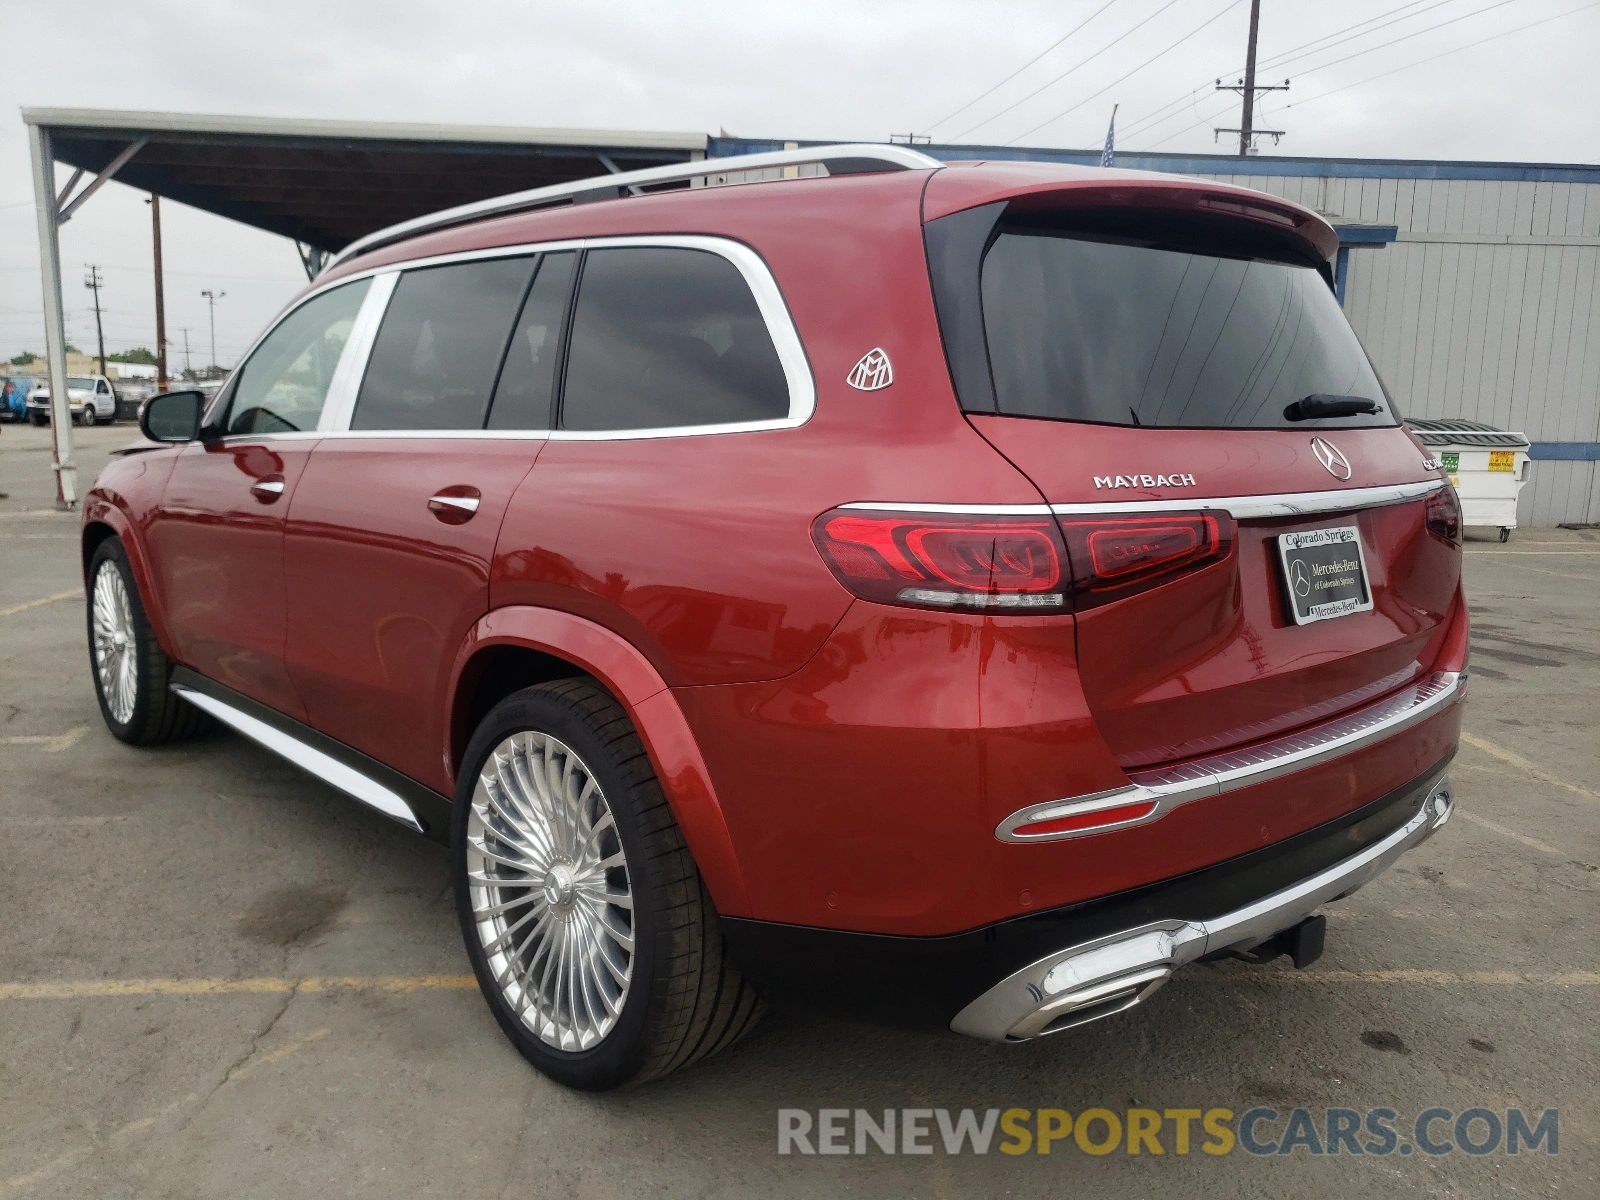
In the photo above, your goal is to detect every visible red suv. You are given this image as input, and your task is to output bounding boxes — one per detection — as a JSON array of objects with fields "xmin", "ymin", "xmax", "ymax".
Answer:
[{"xmin": 83, "ymin": 145, "xmax": 1464, "ymax": 1090}]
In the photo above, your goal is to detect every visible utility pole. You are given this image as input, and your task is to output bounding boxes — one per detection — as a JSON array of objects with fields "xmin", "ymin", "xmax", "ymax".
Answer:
[
  {"xmin": 200, "ymin": 289, "xmax": 225, "ymax": 377},
  {"xmin": 84, "ymin": 264, "xmax": 107, "ymax": 375},
  {"xmin": 1215, "ymin": 0, "xmax": 1288, "ymax": 155},
  {"xmin": 178, "ymin": 327, "xmax": 193, "ymax": 378},
  {"xmin": 147, "ymin": 195, "xmax": 167, "ymax": 389}
]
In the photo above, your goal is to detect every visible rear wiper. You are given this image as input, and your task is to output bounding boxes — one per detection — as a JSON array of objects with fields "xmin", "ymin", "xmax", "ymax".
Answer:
[{"xmin": 1284, "ymin": 394, "xmax": 1383, "ymax": 421}]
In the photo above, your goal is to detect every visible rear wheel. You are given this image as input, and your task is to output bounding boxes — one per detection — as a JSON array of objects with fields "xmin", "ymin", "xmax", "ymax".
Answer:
[
  {"xmin": 453, "ymin": 679, "xmax": 763, "ymax": 1090},
  {"xmin": 87, "ymin": 538, "xmax": 208, "ymax": 745}
]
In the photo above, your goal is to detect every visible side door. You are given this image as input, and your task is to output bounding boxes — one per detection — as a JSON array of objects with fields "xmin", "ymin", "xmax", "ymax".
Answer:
[
  {"xmin": 282, "ymin": 251, "xmax": 575, "ymax": 794},
  {"xmin": 143, "ymin": 278, "xmax": 374, "ymax": 719},
  {"xmin": 94, "ymin": 377, "xmax": 115, "ymax": 419}
]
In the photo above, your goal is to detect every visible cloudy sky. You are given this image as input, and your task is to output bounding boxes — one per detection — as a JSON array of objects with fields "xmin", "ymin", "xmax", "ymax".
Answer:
[{"xmin": 4, "ymin": 0, "xmax": 1597, "ymax": 368}]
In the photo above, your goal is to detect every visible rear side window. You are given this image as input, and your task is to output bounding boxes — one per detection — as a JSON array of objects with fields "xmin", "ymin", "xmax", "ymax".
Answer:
[
  {"xmin": 227, "ymin": 278, "xmax": 370, "ymax": 434},
  {"xmin": 979, "ymin": 231, "xmax": 1393, "ymax": 430},
  {"xmin": 487, "ymin": 252, "xmax": 576, "ymax": 431},
  {"xmin": 353, "ymin": 257, "xmax": 535, "ymax": 431},
  {"xmin": 560, "ymin": 247, "xmax": 788, "ymax": 432}
]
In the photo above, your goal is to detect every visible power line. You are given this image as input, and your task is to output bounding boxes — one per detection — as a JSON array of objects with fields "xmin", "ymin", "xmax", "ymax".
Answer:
[
  {"xmin": 1133, "ymin": 0, "xmax": 1564, "ymax": 151},
  {"xmin": 1117, "ymin": 0, "xmax": 1476, "ymax": 146},
  {"xmin": 1278, "ymin": 0, "xmax": 1600, "ymax": 116},
  {"xmin": 1005, "ymin": 0, "xmax": 1245, "ymax": 146},
  {"xmin": 948, "ymin": 0, "xmax": 1186, "ymax": 143},
  {"xmin": 923, "ymin": 0, "xmax": 1124, "ymax": 135}
]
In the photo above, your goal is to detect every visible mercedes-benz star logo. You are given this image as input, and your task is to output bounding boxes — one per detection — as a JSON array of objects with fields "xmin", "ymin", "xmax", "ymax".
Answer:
[
  {"xmin": 1310, "ymin": 436, "xmax": 1352, "ymax": 481},
  {"xmin": 1289, "ymin": 558, "xmax": 1312, "ymax": 598}
]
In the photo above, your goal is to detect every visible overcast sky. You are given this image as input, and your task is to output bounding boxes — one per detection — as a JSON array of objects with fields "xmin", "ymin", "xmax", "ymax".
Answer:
[{"xmin": 4, "ymin": 0, "xmax": 1597, "ymax": 368}]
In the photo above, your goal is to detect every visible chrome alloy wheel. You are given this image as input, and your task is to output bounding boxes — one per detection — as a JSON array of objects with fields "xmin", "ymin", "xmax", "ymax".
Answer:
[
  {"xmin": 465, "ymin": 732, "xmax": 634, "ymax": 1052},
  {"xmin": 91, "ymin": 560, "xmax": 138, "ymax": 724}
]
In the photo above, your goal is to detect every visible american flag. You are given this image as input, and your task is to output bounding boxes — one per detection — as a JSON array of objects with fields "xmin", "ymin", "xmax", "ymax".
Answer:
[{"xmin": 1100, "ymin": 104, "xmax": 1118, "ymax": 168}]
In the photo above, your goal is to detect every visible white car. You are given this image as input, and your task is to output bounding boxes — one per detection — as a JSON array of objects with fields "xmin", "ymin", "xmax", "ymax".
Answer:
[{"xmin": 26, "ymin": 374, "xmax": 119, "ymax": 426}]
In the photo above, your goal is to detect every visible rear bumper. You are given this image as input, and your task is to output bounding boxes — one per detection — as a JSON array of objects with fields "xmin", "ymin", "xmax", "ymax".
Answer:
[{"xmin": 722, "ymin": 756, "xmax": 1453, "ymax": 1033}]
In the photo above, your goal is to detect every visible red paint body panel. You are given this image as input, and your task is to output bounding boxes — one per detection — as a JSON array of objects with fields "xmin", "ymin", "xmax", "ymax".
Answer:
[
  {"xmin": 446, "ymin": 605, "xmax": 749, "ymax": 914},
  {"xmin": 145, "ymin": 438, "xmax": 317, "ymax": 719},
  {"xmin": 81, "ymin": 448, "xmax": 184, "ymax": 657},
  {"xmin": 283, "ymin": 438, "xmax": 543, "ymax": 793},
  {"xmin": 96, "ymin": 161, "xmax": 1465, "ymax": 953}
]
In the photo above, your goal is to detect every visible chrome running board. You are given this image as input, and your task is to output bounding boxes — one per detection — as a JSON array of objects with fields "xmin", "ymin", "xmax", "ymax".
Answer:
[
  {"xmin": 171, "ymin": 683, "xmax": 423, "ymax": 832},
  {"xmin": 997, "ymin": 670, "xmax": 1464, "ymax": 843}
]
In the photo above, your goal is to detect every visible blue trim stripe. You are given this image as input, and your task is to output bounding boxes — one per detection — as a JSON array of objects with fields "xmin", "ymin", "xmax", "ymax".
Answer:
[
  {"xmin": 1529, "ymin": 443, "xmax": 1600, "ymax": 461},
  {"xmin": 704, "ymin": 138, "xmax": 1600, "ymax": 185},
  {"xmin": 1334, "ymin": 225, "xmax": 1399, "ymax": 245}
]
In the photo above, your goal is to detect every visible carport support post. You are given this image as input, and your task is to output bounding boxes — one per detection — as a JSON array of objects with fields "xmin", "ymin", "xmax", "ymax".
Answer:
[{"xmin": 26, "ymin": 123, "xmax": 78, "ymax": 509}]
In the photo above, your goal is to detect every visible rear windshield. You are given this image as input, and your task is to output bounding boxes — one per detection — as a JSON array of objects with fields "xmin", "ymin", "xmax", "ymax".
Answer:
[{"xmin": 980, "ymin": 231, "xmax": 1394, "ymax": 430}]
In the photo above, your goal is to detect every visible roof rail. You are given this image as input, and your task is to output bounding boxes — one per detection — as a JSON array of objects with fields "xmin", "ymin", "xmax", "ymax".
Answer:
[{"xmin": 324, "ymin": 143, "xmax": 943, "ymax": 272}]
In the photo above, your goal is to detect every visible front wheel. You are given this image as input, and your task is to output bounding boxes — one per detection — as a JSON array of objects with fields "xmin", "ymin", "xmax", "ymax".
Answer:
[
  {"xmin": 453, "ymin": 679, "xmax": 763, "ymax": 1090},
  {"xmin": 79, "ymin": 406, "xmax": 96, "ymax": 427},
  {"xmin": 87, "ymin": 539, "xmax": 208, "ymax": 745}
]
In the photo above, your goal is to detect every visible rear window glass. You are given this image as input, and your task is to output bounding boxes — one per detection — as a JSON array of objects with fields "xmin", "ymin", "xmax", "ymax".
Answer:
[
  {"xmin": 980, "ymin": 232, "xmax": 1394, "ymax": 430},
  {"xmin": 560, "ymin": 247, "xmax": 788, "ymax": 432},
  {"xmin": 353, "ymin": 257, "xmax": 535, "ymax": 431}
]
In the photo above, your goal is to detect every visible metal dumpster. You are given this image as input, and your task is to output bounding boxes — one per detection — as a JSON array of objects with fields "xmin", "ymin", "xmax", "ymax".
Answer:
[{"xmin": 1408, "ymin": 418, "xmax": 1531, "ymax": 542}]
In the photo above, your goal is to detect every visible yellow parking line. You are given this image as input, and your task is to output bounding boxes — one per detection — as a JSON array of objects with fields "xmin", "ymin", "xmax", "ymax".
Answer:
[
  {"xmin": 228, "ymin": 1027, "xmax": 331, "ymax": 1085},
  {"xmin": 1461, "ymin": 732, "xmax": 1599, "ymax": 803},
  {"xmin": 0, "ymin": 726, "xmax": 88, "ymax": 753},
  {"xmin": 0, "ymin": 975, "xmax": 478, "ymax": 1001},
  {"xmin": 1271, "ymin": 970, "xmax": 1600, "ymax": 985},
  {"xmin": 1457, "ymin": 810, "xmax": 1567, "ymax": 857},
  {"xmin": 0, "ymin": 589, "xmax": 80, "ymax": 619}
]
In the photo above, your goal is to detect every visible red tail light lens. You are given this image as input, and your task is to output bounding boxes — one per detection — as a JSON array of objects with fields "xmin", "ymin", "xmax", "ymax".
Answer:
[
  {"xmin": 812, "ymin": 509, "xmax": 1067, "ymax": 611},
  {"xmin": 1425, "ymin": 484, "xmax": 1462, "ymax": 545},
  {"xmin": 1057, "ymin": 513, "xmax": 1234, "ymax": 609}
]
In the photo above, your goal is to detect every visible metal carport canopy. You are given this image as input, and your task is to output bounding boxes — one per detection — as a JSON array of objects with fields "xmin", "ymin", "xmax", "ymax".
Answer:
[{"xmin": 22, "ymin": 107, "xmax": 709, "ymax": 507}]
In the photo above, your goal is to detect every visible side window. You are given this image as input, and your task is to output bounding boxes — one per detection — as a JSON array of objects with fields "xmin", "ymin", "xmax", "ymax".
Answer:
[
  {"xmin": 352, "ymin": 257, "xmax": 535, "ymax": 431},
  {"xmin": 487, "ymin": 252, "xmax": 576, "ymax": 430},
  {"xmin": 560, "ymin": 247, "xmax": 789, "ymax": 432},
  {"xmin": 227, "ymin": 278, "xmax": 370, "ymax": 435}
]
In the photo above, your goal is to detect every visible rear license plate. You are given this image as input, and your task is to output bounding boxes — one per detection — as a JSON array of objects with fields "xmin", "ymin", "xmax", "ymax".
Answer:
[{"xmin": 1277, "ymin": 526, "xmax": 1373, "ymax": 625}]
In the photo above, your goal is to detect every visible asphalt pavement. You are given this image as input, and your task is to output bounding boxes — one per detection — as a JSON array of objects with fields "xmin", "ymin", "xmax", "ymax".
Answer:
[{"xmin": 1, "ymin": 420, "xmax": 1595, "ymax": 1198}]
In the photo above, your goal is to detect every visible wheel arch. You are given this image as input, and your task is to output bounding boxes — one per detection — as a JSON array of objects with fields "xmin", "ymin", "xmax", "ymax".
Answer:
[
  {"xmin": 446, "ymin": 606, "xmax": 751, "ymax": 916},
  {"xmin": 81, "ymin": 501, "xmax": 177, "ymax": 659}
]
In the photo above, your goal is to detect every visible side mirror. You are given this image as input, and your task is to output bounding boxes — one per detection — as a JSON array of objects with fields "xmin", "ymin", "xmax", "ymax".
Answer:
[{"xmin": 139, "ymin": 390, "xmax": 206, "ymax": 443}]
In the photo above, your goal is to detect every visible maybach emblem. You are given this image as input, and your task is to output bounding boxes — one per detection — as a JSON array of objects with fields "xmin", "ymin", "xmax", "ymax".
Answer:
[
  {"xmin": 1093, "ymin": 473, "xmax": 1198, "ymax": 489},
  {"xmin": 846, "ymin": 348, "xmax": 893, "ymax": 391}
]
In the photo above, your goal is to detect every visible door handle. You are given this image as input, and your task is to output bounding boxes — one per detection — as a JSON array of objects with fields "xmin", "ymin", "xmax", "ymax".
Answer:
[
  {"xmin": 428, "ymin": 487, "xmax": 482, "ymax": 524},
  {"xmin": 251, "ymin": 475, "xmax": 287, "ymax": 503}
]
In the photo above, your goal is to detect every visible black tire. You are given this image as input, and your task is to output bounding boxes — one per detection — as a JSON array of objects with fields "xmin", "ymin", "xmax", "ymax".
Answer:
[
  {"xmin": 453, "ymin": 678, "xmax": 763, "ymax": 1090},
  {"xmin": 86, "ymin": 538, "xmax": 209, "ymax": 745},
  {"xmin": 1499, "ymin": 527, "xmax": 1511, "ymax": 543},
  {"xmin": 31, "ymin": 413, "xmax": 46, "ymax": 426}
]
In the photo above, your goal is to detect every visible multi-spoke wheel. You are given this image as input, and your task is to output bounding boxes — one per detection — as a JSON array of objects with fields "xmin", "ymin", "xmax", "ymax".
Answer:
[
  {"xmin": 453, "ymin": 679, "xmax": 764, "ymax": 1090},
  {"xmin": 85, "ymin": 538, "xmax": 208, "ymax": 745},
  {"xmin": 465, "ymin": 732, "xmax": 635, "ymax": 1052}
]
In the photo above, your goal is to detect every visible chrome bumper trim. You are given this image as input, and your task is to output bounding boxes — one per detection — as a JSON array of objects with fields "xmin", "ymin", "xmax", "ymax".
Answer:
[
  {"xmin": 954, "ymin": 776, "xmax": 1454, "ymax": 1041},
  {"xmin": 997, "ymin": 670, "xmax": 1464, "ymax": 843},
  {"xmin": 170, "ymin": 684, "xmax": 423, "ymax": 832}
]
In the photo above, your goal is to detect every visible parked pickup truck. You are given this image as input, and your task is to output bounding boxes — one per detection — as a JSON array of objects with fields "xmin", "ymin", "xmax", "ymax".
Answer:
[{"xmin": 26, "ymin": 374, "xmax": 120, "ymax": 425}]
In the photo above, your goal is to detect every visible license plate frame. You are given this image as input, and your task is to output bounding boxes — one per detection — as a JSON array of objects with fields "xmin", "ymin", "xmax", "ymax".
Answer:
[{"xmin": 1277, "ymin": 525, "xmax": 1373, "ymax": 626}]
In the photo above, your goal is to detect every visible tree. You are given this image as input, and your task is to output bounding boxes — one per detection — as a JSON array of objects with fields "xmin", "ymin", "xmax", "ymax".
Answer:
[
  {"xmin": 109, "ymin": 347, "xmax": 158, "ymax": 365},
  {"xmin": 9, "ymin": 351, "xmax": 38, "ymax": 366}
]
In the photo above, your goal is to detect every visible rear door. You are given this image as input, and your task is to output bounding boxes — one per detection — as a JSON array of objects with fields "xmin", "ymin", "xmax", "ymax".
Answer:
[
  {"xmin": 927, "ymin": 200, "xmax": 1461, "ymax": 768},
  {"xmin": 282, "ymin": 251, "xmax": 574, "ymax": 793},
  {"xmin": 144, "ymin": 277, "xmax": 371, "ymax": 719}
]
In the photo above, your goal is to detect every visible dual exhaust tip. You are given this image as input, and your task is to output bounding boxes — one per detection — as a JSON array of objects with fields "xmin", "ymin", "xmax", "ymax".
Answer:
[{"xmin": 953, "ymin": 780, "xmax": 1454, "ymax": 1042}]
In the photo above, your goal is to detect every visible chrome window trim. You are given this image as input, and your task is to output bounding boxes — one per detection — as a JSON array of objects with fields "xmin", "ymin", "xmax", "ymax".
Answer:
[
  {"xmin": 317, "ymin": 271, "xmax": 398, "ymax": 432},
  {"xmin": 837, "ymin": 501, "xmax": 1054, "ymax": 515},
  {"xmin": 281, "ymin": 235, "xmax": 814, "ymax": 441},
  {"xmin": 996, "ymin": 669, "xmax": 1464, "ymax": 843}
]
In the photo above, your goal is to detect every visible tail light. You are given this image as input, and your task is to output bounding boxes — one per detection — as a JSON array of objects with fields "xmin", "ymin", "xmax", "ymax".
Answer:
[
  {"xmin": 811, "ymin": 509, "xmax": 1067, "ymax": 611},
  {"xmin": 1425, "ymin": 484, "xmax": 1462, "ymax": 545},
  {"xmin": 1056, "ymin": 512, "xmax": 1234, "ymax": 610}
]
